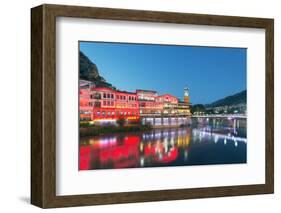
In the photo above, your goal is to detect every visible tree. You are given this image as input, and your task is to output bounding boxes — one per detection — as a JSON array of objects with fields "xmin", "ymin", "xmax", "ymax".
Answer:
[
  {"xmin": 116, "ymin": 118, "xmax": 126, "ymax": 127},
  {"xmin": 191, "ymin": 104, "xmax": 206, "ymax": 114}
]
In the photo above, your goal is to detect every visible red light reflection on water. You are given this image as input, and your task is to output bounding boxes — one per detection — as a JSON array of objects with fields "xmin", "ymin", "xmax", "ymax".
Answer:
[
  {"xmin": 79, "ymin": 135, "xmax": 140, "ymax": 170},
  {"xmin": 144, "ymin": 143, "xmax": 179, "ymax": 163},
  {"xmin": 79, "ymin": 129, "xmax": 190, "ymax": 170},
  {"xmin": 79, "ymin": 146, "xmax": 91, "ymax": 170}
]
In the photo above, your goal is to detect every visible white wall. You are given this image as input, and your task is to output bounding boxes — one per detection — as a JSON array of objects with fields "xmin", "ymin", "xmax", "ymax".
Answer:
[{"xmin": 0, "ymin": 0, "xmax": 280, "ymax": 212}]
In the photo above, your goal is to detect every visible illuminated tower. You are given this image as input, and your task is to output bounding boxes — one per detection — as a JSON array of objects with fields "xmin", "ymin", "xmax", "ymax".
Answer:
[{"xmin": 184, "ymin": 87, "xmax": 190, "ymax": 103}]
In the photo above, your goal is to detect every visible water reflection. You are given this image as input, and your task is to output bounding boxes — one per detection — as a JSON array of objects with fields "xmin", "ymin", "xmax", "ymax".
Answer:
[{"xmin": 79, "ymin": 118, "xmax": 247, "ymax": 170}]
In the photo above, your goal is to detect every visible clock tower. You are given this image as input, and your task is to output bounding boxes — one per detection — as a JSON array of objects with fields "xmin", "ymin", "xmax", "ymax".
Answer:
[{"xmin": 184, "ymin": 87, "xmax": 190, "ymax": 103}]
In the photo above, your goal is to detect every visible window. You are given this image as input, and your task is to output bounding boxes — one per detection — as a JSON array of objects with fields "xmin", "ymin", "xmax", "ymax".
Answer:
[
  {"xmin": 116, "ymin": 95, "xmax": 119, "ymax": 99},
  {"xmin": 97, "ymin": 111, "xmax": 100, "ymax": 116},
  {"xmin": 111, "ymin": 94, "xmax": 114, "ymax": 99},
  {"xmin": 107, "ymin": 101, "xmax": 110, "ymax": 106},
  {"xmin": 107, "ymin": 111, "xmax": 111, "ymax": 116},
  {"xmin": 102, "ymin": 111, "xmax": 105, "ymax": 116},
  {"xmin": 111, "ymin": 101, "xmax": 114, "ymax": 106},
  {"xmin": 107, "ymin": 93, "xmax": 110, "ymax": 99},
  {"xmin": 93, "ymin": 92, "xmax": 101, "ymax": 99},
  {"xmin": 103, "ymin": 93, "xmax": 106, "ymax": 99},
  {"xmin": 103, "ymin": 101, "xmax": 106, "ymax": 106},
  {"xmin": 94, "ymin": 101, "xmax": 101, "ymax": 108}
]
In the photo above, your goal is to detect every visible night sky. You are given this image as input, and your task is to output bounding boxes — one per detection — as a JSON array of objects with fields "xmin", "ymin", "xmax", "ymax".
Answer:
[{"xmin": 80, "ymin": 41, "xmax": 246, "ymax": 104}]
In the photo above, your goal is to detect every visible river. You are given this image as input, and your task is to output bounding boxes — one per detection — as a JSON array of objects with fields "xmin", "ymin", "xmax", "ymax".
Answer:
[{"xmin": 79, "ymin": 117, "xmax": 247, "ymax": 170}]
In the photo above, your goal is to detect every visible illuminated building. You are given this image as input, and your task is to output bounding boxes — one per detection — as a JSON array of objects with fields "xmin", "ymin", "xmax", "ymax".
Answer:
[
  {"xmin": 79, "ymin": 80, "xmax": 191, "ymax": 125},
  {"xmin": 79, "ymin": 83, "xmax": 93, "ymax": 121},
  {"xmin": 136, "ymin": 90, "xmax": 163, "ymax": 115},
  {"xmin": 184, "ymin": 87, "xmax": 190, "ymax": 103},
  {"xmin": 89, "ymin": 87, "xmax": 140, "ymax": 124}
]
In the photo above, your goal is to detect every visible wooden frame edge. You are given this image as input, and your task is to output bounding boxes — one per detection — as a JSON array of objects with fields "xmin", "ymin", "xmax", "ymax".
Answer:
[
  {"xmin": 31, "ymin": 4, "xmax": 274, "ymax": 208},
  {"xmin": 31, "ymin": 5, "xmax": 44, "ymax": 207}
]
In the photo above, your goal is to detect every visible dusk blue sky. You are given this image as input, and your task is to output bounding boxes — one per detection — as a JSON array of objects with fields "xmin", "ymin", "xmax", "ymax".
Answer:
[{"xmin": 80, "ymin": 41, "xmax": 246, "ymax": 104}]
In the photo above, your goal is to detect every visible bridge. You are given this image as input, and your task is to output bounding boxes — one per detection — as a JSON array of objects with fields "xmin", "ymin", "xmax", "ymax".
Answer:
[{"xmin": 191, "ymin": 114, "xmax": 246, "ymax": 119}]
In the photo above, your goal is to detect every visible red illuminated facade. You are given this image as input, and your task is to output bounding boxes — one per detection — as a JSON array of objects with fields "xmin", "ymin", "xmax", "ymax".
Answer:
[
  {"xmin": 79, "ymin": 80, "xmax": 191, "ymax": 123},
  {"xmin": 79, "ymin": 88, "xmax": 93, "ymax": 121},
  {"xmin": 90, "ymin": 87, "xmax": 140, "ymax": 123}
]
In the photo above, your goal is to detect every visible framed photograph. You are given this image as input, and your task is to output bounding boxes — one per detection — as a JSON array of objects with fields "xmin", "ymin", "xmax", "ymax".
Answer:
[{"xmin": 31, "ymin": 4, "xmax": 274, "ymax": 208}]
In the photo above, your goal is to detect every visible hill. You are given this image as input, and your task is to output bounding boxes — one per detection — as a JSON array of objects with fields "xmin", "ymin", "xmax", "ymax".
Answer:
[
  {"xmin": 206, "ymin": 90, "xmax": 246, "ymax": 108},
  {"xmin": 79, "ymin": 51, "xmax": 115, "ymax": 89}
]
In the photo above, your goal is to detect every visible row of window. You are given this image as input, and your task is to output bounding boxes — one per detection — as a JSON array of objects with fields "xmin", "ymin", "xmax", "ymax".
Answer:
[
  {"xmin": 116, "ymin": 94, "xmax": 137, "ymax": 101},
  {"xmin": 103, "ymin": 93, "xmax": 114, "ymax": 99},
  {"xmin": 116, "ymin": 103, "xmax": 138, "ymax": 108},
  {"xmin": 95, "ymin": 111, "xmax": 139, "ymax": 116},
  {"xmin": 101, "ymin": 93, "xmax": 137, "ymax": 101},
  {"xmin": 91, "ymin": 92, "xmax": 138, "ymax": 101},
  {"xmin": 103, "ymin": 100, "xmax": 114, "ymax": 107},
  {"xmin": 85, "ymin": 101, "xmax": 139, "ymax": 108}
]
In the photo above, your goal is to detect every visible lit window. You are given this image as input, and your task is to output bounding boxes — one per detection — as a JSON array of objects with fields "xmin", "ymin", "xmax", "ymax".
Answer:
[
  {"xmin": 107, "ymin": 112, "xmax": 111, "ymax": 116},
  {"xmin": 102, "ymin": 111, "xmax": 105, "ymax": 116}
]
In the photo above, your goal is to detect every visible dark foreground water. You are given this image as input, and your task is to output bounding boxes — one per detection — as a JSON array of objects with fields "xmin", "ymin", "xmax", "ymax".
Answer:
[{"xmin": 79, "ymin": 118, "xmax": 247, "ymax": 170}]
